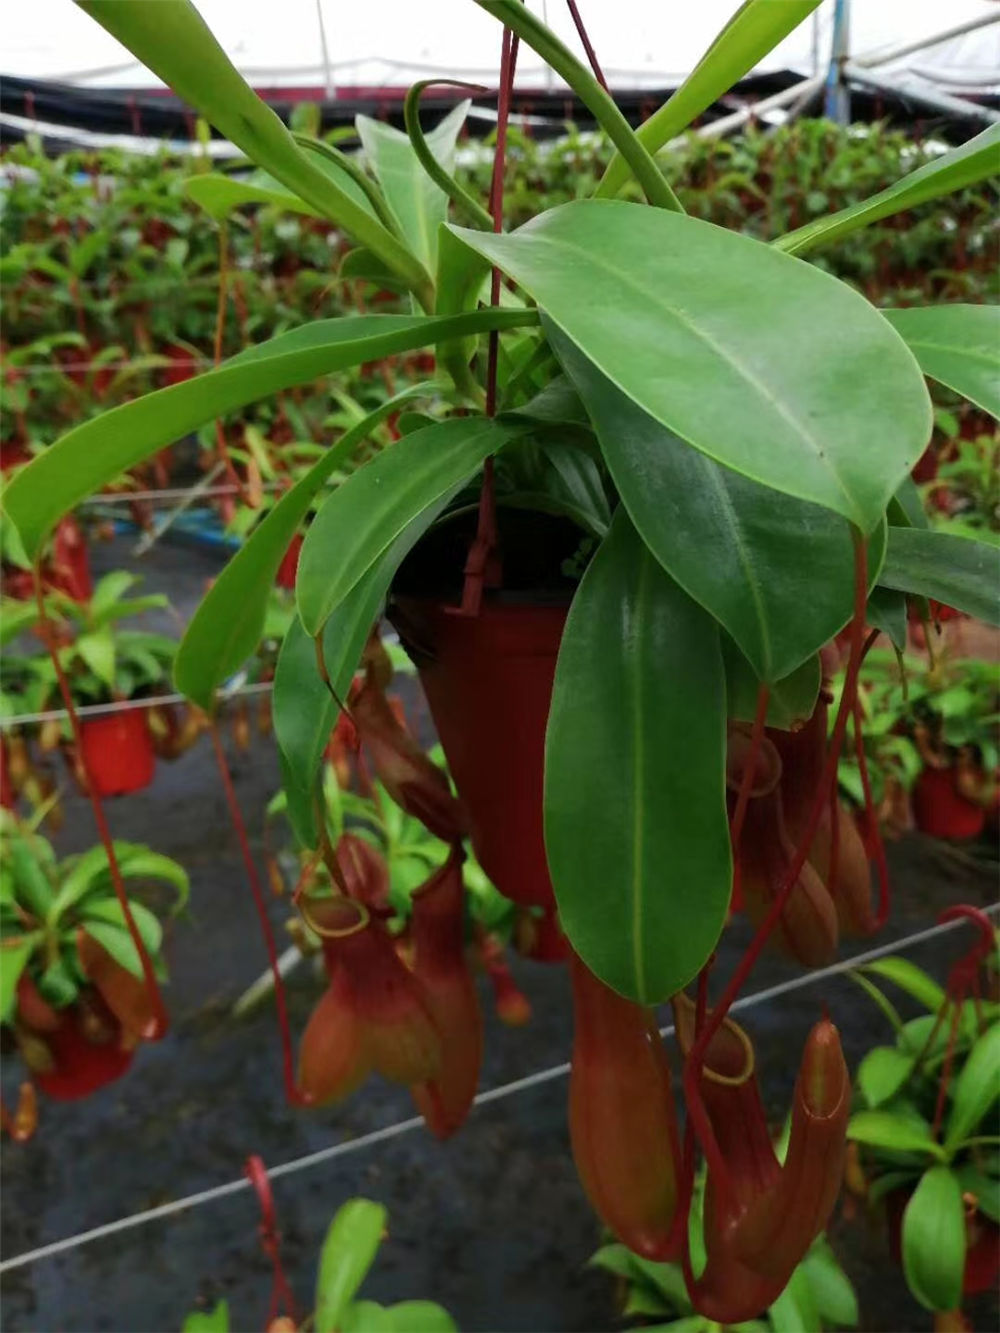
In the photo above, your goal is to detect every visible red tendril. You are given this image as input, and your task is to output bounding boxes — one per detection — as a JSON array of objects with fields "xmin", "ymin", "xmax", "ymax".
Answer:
[
  {"xmin": 852, "ymin": 686, "xmax": 891, "ymax": 929},
  {"xmin": 728, "ymin": 683, "xmax": 771, "ymax": 912},
  {"xmin": 565, "ymin": 0, "xmax": 609, "ymax": 90},
  {"xmin": 209, "ymin": 722, "xmax": 309, "ymax": 1107},
  {"xmin": 244, "ymin": 1155, "xmax": 298, "ymax": 1325}
]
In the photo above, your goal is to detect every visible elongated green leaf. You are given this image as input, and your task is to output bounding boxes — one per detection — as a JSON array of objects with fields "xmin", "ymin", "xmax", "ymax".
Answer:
[
  {"xmin": 75, "ymin": 0, "xmax": 432, "ymax": 299},
  {"xmin": 8, "ymin": 834, "xmax": 55, "ymax": 918},
  {"xmin": 80, "ymin": 910, "xmax": 162, "ymax": 980},
  {"xmin": 549, "ymin": 321, "xmax": 886, "ymax": 680},
  {"xmin": 451, "ymin": 203, "xmax": 930, "ymax": 531},
  {"xmin": 186, "ymin": 173, "xmax": 319, "ymax": 221},
  {"xmin": 3, "ymin": 309, "xmax": 536, "ymax": 559},
  {"xmin": 864, "ymin": 956, "xmax": 946, "ymax": 1013},
  {"xmin": 946, "ymin": 1023, "xmax": 1000, "ymax": 1151},
  {"xmin": 315, "ymin": 1198, "xmax": 387, "ymax": 1333},
  {"xmin": 902, "ymin": 1166, "xmax": 966, "ymax": 1311},
  {"xmin": 768, "ymin": 1263, "xmax": 819, "ymax": 1333},
  {"xmin": 175, "ymin": 383, "xmax": 434, "ymax": 709},
  {"xmin": 799, "ymin": 1240, "xmax": 859, "ymax": 1328},
  {"xmin": 545, "ymin": 510, "xmax": 730, "ymax": 1002},
  {"xmin": 0, "ymin": 602, "xmax": 40, "ymax": 647},
  {"xmin": 877, "ymin": 527, "xmax": 1000, "ymax": 625},
  {"xmin": 404, "ymin": 83, "xmax": 493, "ymax": 230},
  {"xmin": 777, "ymin": 123, "xmax": 1000, "ymax": 257},
  {"xmin": 867, "ymin": 586, "xmax": 907, "ymax": 652},
  {"xmin": 884, "ymin": 306, "xmax": 1000, "ymax": 419},
  {"xmin": 596, "ymin": 0, "xmax": 821, "ymax": 199},
  {"xmin": 341, "ymin": 1304, "xmax": 392, "ymax": 1333},
  {"xmin": 1, "ymin": 937, "xmax": 36, "ymax": 1024},
  {"xmin": 298, "ymin": 417, "xmax": 523, "ymax": 634},
  {"xmin": 90, "ymin": 570, "xmax": 138, "ymax": 618},
  {"xmin": 858, "ymin": 1046, "xmax": 915, "ymax": 1109},
  {"xmin": 357, "ymin": 102, "xmax": 469, "ymax": 271},
  {"xmin": 275, "ymin": 497, "xmax": 454, "ymax": 847},
  {"xmin": 76, "ymin": 627, "xmax": 116, "ymax": 689},
  {"xmin": 847, "ymin": 1110, "xmax": 946, "ymax": 1161}
]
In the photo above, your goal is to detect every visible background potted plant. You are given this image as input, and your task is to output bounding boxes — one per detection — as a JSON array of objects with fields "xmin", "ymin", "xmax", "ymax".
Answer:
[
  {"xmin": 1, "ymin": 811, "xmax": 188, "ymax": 1102},
  {"xmin": 846, "ymin": 916, "xmax": 1000, "ymax": 1320},
  {"xmin": 39, "ymin": 571, "xmax": 177, "ymax": 797}
]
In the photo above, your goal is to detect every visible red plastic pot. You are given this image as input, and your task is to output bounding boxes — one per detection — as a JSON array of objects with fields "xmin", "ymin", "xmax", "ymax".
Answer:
[
  {"xmin": 275, "ymin": 533, "xmax": 303, "ymax": 590},
  {"xmin": 33, "ymin": 997, "xmax": 134, "ymax": 1101},
  {"xmin": 394, "ymin": 598, "xmax": 567, "ymax": 907},
  {"xmin": 912, "ymin": 766, "xmax": 986, "ymax": 841},
  {"xmin": 79, "ymin": 709, "xmax": 156, "ymax": 797}
]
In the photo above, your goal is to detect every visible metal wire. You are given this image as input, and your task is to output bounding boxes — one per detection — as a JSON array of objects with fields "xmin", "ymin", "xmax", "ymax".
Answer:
[
  {"xmin": 1, "ymin": 904, "xmax": 995, "ymax": 1275},
  {"xmin": 81, "ymin": 482, "xmax": 288, "ymax": 505},
  {"xmin": 0, "ymin": 681, "xmax": 272, "ymax": 730}
]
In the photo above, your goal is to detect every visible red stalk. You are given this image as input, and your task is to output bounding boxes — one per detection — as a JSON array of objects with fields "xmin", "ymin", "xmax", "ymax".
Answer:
[
  {"xmin": 209, "ymin": 722, "xmax": 307, "ymax": 1106},
  {"xmin": 684, "ymin": 532, "xmax": 869, "ymax": 1193},
  {"xmin": 461, "ymin": 24, "xmax": 519, "ymax": 616},
  {"xmin": 852, "ymin": 692, "xmax": 891, "ymax": 929},
  {"xmin": 728, "ymin": 684, "xmax": 770, "ymax": 912},
  {"xmin": 34, "ymin": 573, "xmax": 167, "ymax": 1039},
  {"xmin": 565, "ymin": 0, "xmax": 609, "ymax": 90},
  {"xmin": 245, "ymin": 1155, "xmax": 298, "ymax": 1326}
]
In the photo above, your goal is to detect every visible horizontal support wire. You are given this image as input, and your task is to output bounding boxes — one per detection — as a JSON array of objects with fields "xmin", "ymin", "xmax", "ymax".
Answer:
[
  {"xmin": 2, "ymin": 904, "xmax": 995, "ymax": 1275},
  {"xmin": 82, "ymin": 482, "xmax": 289, "ymax": 504},
  {"xmin": 0, "ymin": 681, "xmax": 272, "ymax": 730}
]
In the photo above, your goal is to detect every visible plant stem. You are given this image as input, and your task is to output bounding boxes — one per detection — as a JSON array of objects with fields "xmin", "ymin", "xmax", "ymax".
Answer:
[{"xmin": 473, "ymin": 0, "xmax": 682, "ymax": 211}]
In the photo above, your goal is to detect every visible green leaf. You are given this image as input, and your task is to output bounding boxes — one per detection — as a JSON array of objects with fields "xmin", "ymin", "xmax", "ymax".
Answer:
[
  {"xmin": 878, "ymin": 527, "xmax": 1000, "ymax": 625},
  {"xmin": 768, "ymin": 1263, "xmax": 819, "ymax": 1333},
  {"xmin": 946, "ymin": 1023, "xmax": 1000, "ymax": 1152},
  {"xmin": 182, "ymin": 1302, "xmax": 230, "ymax": 1333},
  {"xmin": 884, "ymin": 306, "xmax": 1000, "ymax": 420},
  {"xmin": 3, "ymin": 309, "xmax": 537, "ymax": 560},
  {"xmin": 0, "ymin": 602, "xmax": 40, "ymax": 647},
  {"xmin": 275, "ymin": 496, "xmax": 453, "ymax": 847},
  {"xmin": 776, "ymin": 123, "xmax": 1000, "ymax": 257},
  {"xmin": 847, "ymin": 1110, "xmax": 946, "ymax": 1161},
  {"xmin": 902, "ymin": 1166, "xmax": 966, "ymax": 1311},
  {"xmin": 186, "ymin": 173, "xmax": 321, "ymax": 221},
  {"xmin": 315, "ymin": 1198, "xmax": 387, "ymax": 1333},
  {"xmin": 858, "ymin": 1046, "xmax": 916, "ymax": 1109},
  {"xmin": 550, "ymin": 322, "xmax": 884, "ymax": 680},
  {"xmin": 298, "ymin": 416, "xmax": 524, "ymax": 635},
  {"xmin": 955, "ymin": 1164, "xmax": 1000, "ymax": 1223},
  {"xmin": 80, "ymin": 902, "xmax": 162, "ymax": 978},
  {"xmin": 1, "ymin": 936, "xmax": 37, "ymax": 1024},
  {"xmin": 890, "ymin": 476, "xmax": 930, "ymax": 530},
  {"xmin": 175, "ymin": 383, "xmax": 433, "ymax": 709},
  {"xmin": 723, "ymin": 639, "xmax": 821, "ymax": 731},
  {"xmin": 357, "ymin": 101, "xmax": 468, "ymax": 271},
  {"xmin": 7, "ymin": 834, "xmax": 55, "ymax": 918},
  {"xmin": 75, "ymin": 627, "xmax": 116, "ymax": 689},
  {"xmin": 799, "ymin": 1239, "xmax": 859, "ymax": 1328},
  {"xmin": 385, "ymin": 1302, "xmax": 457, "ymax": 1332},
  {"xmin": 89, "ymin": 570, "xmax": 139, "ymax": 619},
  {"xmin": 864, "ymin": 957, "xmax": 946, "ymax": 1013},
  {"xmin": 596, "ymin": 0, "xmax": 821, "ymax": 199},
  {"xmin": 545, "ymin": 510, "xmax": 730, "ymax": 1003},
  {"xmin": 867, "ymin": 586, "xmax": 908, "ymax": 652},
  {"xmin": 75, "ymin": 0, "xmax": 432, "ymax": 300},
  {"xmin": 450, "ymin": 203, "xmax": 930, "ymax": 532},
  {"xmin": 341, "ymin": 1303, "xmax": 393, "ymax": 1333}
]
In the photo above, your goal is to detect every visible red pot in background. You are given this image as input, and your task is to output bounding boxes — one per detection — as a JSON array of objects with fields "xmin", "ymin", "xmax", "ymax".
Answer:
[
  {"xmin": 912, "ymin": 766, "xmax": 986, "ymax": 841},
  {"xmin": 79, "ymin": 710, "xmax": 155, "ymax": 797},
  {"xmin": 276, "ymin": 533, "xmax": 303, "ymax": 590},
  {"xmin": 393, "ymin": 598, "xmax": 567, "ymax": 908},
  {"xmin": 33, "ymin": 995, "xmax": 134, "ymax": 1101}
]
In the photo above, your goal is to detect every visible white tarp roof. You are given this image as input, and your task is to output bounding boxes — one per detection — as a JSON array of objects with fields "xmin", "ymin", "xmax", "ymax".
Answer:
[{"xmin": 5, "ymin": 0, "xmax": 1000, "ymax": 95}]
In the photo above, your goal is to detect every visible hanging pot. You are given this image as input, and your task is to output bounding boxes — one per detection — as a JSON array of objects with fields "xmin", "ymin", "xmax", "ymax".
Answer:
[
  {"xmin": 275, "ymin": 533, "xmax": 303, "ymax": 590},
  {"xmin": 79, "ymin": 709, "xmax": 156, "ymax": 797},
  {"xmin": 393, "ymin": 597, "xmax": 567, "ymax": 908},
  {"xmin": 912, "ymin": 766, "xmax": 986, "ymax": 841}
]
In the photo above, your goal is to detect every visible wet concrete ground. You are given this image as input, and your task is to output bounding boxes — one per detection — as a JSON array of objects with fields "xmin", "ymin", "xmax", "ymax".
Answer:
[{"xmin": 1, "ymin": 534, "xmax": 997, "ymax": 1332}]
